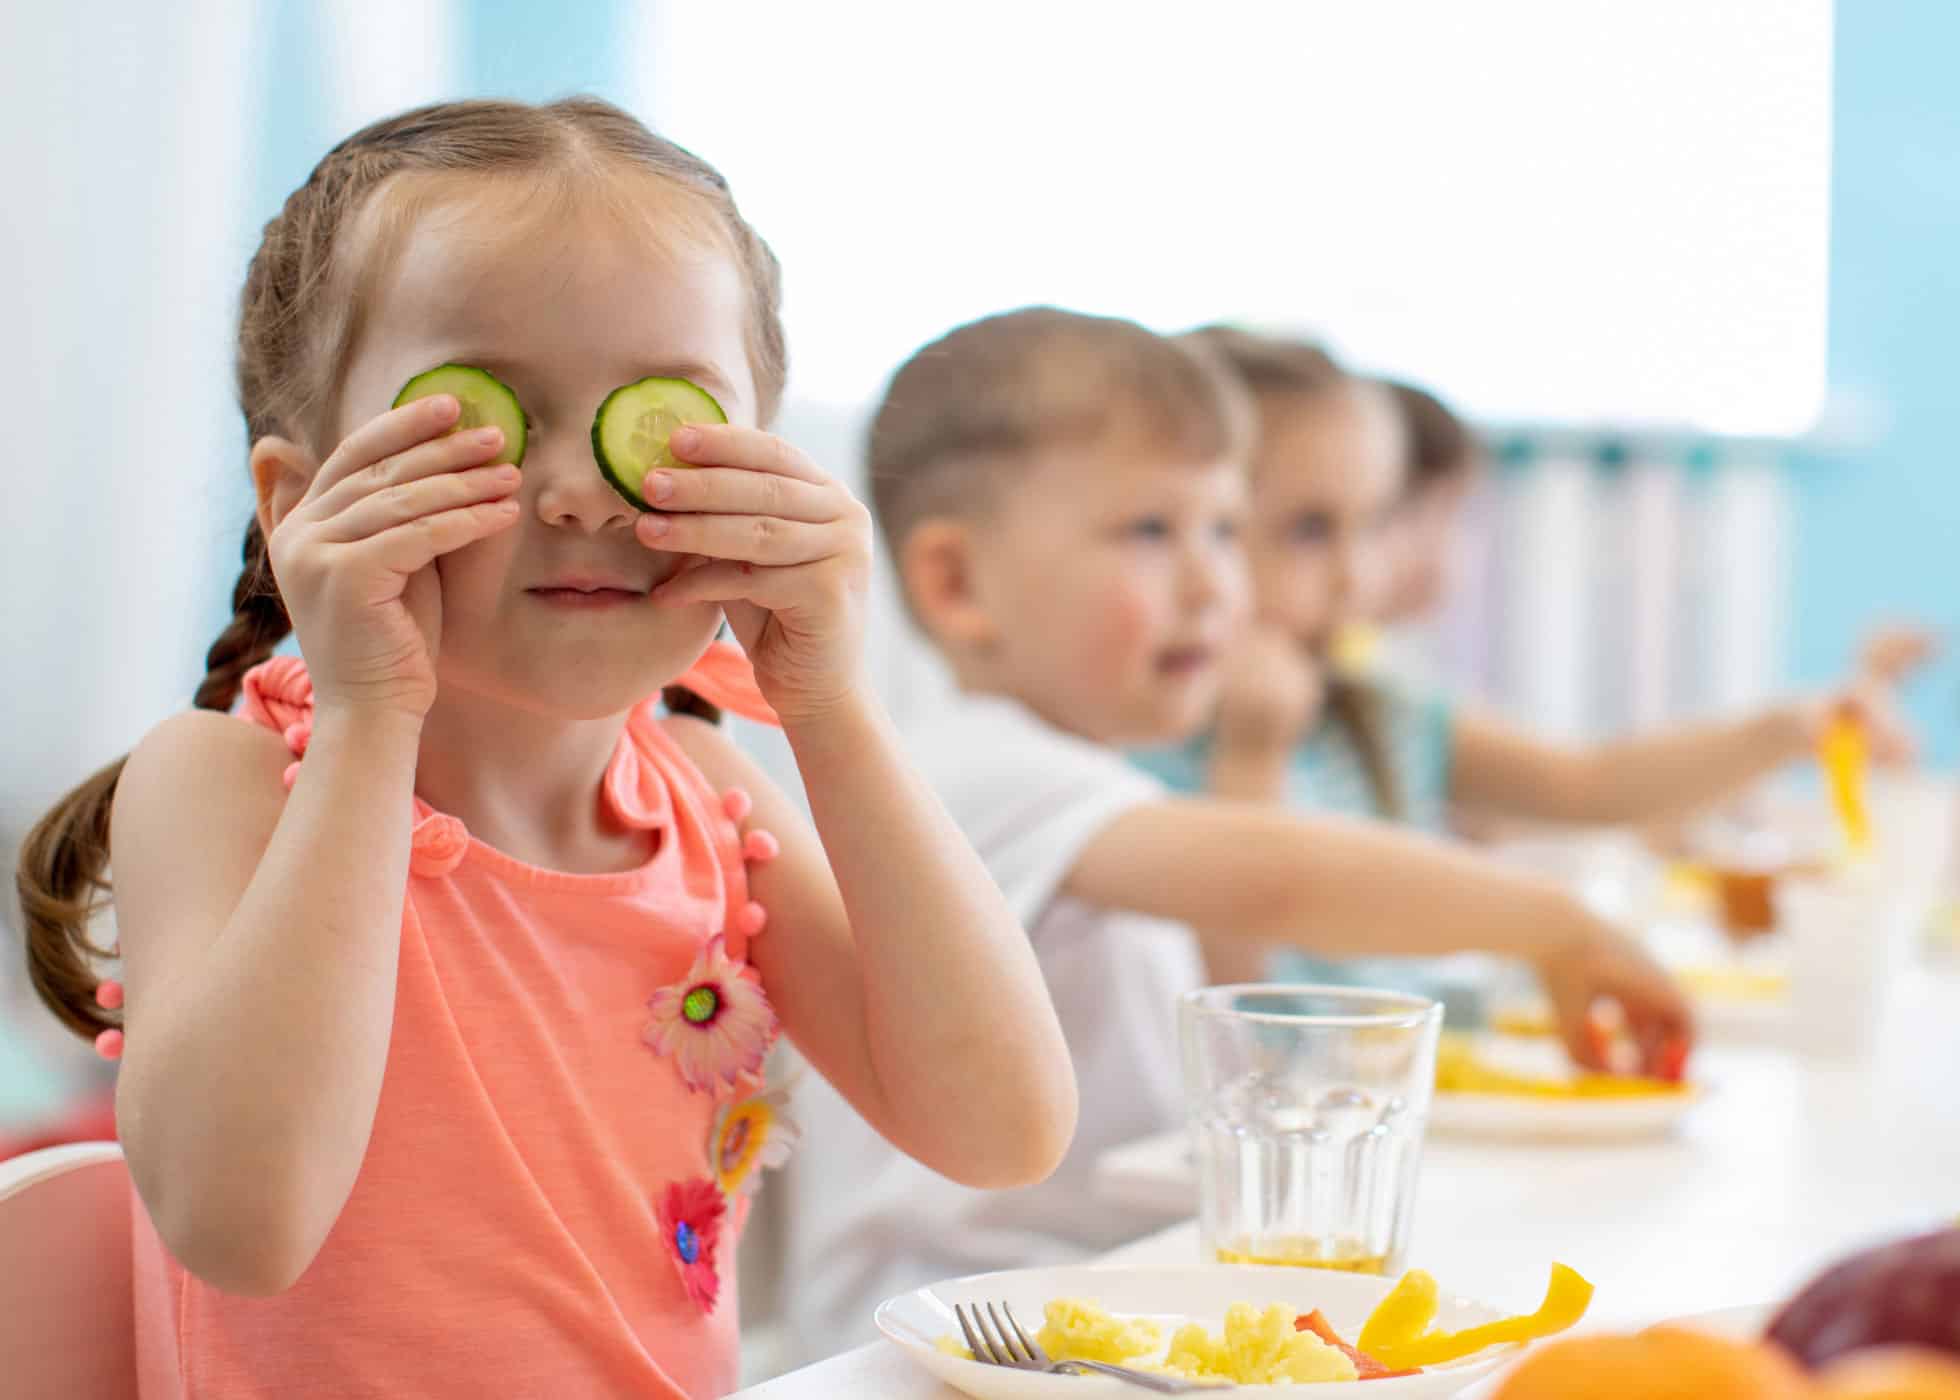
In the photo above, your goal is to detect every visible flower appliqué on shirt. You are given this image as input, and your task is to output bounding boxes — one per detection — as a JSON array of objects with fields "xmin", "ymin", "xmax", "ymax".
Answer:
[
  {"xmin": 644, "ymin": 936, "xmax": 777, "ymax": 1095},
  {"xmin": 708, "ymin": 1086, "xmax": 801, "ymax": 1197},
  {"xmin": 657, "ymin": 1178, "xmax": 727, "ymax": 1313}
]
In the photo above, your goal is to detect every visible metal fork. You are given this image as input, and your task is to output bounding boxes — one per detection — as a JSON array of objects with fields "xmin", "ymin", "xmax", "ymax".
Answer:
[{"xmin": 953, "ymin": 1301, "xmax": 1226, "ymax": 1393}]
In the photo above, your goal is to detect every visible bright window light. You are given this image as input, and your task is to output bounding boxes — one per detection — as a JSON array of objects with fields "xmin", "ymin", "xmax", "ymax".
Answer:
[{"xmin": 637, "ymin": 2, "xmax": 1831, "ymax": 436}]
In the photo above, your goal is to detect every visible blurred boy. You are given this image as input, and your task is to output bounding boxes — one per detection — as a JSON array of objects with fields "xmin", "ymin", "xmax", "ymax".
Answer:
[{"xmin": 776, "ymin": 308, "xmax": 1688, "ymax": 1360}]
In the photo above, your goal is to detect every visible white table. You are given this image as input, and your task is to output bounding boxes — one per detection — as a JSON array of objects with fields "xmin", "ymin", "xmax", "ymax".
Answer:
[{"xmin": 733, "ymin": 963, "xmax": 1959, "ymax": 1398}]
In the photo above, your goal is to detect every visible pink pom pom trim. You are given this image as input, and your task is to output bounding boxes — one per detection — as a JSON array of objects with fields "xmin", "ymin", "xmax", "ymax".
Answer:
[
  {"xmin": 94, "ymin": 980, "xmax": 124, "ymax": 1011},
  {"xmin": 742, "ymin": 829, "xmax": 780, "ymax": 864},
  {"xmin": 721, "ymin": 789, "xmax": 753, "ymax": 824},
  {"xmin": 734, "ymin": 901, "xmax": 769, "ymax": 937},
  {"xmin": 94, "ymin": 1029, "xmax": 124, "ymax": 1061}
]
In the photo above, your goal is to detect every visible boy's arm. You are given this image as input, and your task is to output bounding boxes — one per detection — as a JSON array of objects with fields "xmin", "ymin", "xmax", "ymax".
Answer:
[{"xmin": 1063, "ymin": 797, "xmax": 1691, "ymax": 1070}]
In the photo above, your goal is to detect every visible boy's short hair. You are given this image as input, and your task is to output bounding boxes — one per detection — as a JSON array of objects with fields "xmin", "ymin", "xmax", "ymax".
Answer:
[{"xmin": 867, "ymin": 306, "xmax": 1252, "ymax": 559}]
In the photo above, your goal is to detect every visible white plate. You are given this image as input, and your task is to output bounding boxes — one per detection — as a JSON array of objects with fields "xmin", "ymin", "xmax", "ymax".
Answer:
[
  {"xmin": 1431, "ymin": 1036, "xmax": 1705, "ymax": 1142},
  {"xmin": 1652, "ymin": 1302, "xmax": 1774, "ymax": 1339},
  {"xmin": 1429, "ymin": 1087, "xmax": 1702, "ymax": 1143},
  {"xmin": 876, "ymin": 1264, "xmax": 1521, "ymax": 1398}
]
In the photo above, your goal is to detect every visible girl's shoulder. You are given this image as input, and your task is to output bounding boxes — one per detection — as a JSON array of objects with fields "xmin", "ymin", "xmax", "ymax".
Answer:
[
  {"xmin": 654, "ymin": 712, "xmax": 810, "ymax": 859},
  {"xmin": 657, "ymin": 712, "xmax": 762, "ymax": 797},
  {"xmin": 123, "ymin": 708, "xmax": 294, "ymax": 809},
  {"xmin": 111, "ymin": 709, "xmax": 293, "ymax": 892}
]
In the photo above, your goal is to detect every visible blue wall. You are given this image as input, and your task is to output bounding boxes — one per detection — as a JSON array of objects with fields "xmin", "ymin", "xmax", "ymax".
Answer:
[
  {"xmin": 1792, "ymin": 0, "xmax": 1960, "ymax": 764},
  {"xmin": 462, "ymin": 0, "xmax": 632, "ymax": 104}
]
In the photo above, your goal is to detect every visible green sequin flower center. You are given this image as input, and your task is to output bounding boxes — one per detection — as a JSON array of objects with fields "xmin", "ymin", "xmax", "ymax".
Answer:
[{"xmin": 682, "ymin": 985, "xmax": 720, "ymax": 1025}]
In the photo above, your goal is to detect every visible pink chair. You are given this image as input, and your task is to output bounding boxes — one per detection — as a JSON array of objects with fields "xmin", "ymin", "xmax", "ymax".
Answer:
[{"xmin": 0, "ymin": 1141, "xmax": 137, "ymax": 1398}]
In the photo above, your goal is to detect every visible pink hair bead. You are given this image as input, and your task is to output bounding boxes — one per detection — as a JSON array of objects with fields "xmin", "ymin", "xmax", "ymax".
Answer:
[
  {"xmin": 721, "ymin": 788, "xmax": 753, "ymax": 823},
  {"xmin": 734, "ymin": 901, "xmax": 768, "ymax": 937},
  {"xmin": 94, "ymin": 1028, "xmax": 124, "ymax": 1061},
  {"xmin": 94, "ymin": 980, "xmax": 124, "ymax": 1011},
  {"xmin": 742, "ymin": 829, "xmax": 780, "ymax": 864}
]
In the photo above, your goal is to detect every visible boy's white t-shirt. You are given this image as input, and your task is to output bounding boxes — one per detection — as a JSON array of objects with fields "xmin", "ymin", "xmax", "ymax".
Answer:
[{"xmin": 776, "ymin": 690, "xmax": 1205, "ymax": 1361}]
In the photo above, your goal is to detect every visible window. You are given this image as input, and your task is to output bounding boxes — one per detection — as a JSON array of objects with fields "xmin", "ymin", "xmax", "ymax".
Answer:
[{"xmin": 636, "ymin": 1, "xmax": 1832, "ymax": 435}]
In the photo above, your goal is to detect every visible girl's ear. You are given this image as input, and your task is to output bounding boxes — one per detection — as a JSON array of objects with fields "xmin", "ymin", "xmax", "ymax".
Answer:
[{"xmin": 249, "ymin": 436, "xmax": 320, "ymax": 540}]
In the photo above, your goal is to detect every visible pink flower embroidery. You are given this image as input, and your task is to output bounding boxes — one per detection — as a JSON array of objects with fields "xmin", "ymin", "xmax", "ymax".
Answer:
[
  {"xmin": 657, "ymin": 1178, "xmax": 726, "ymax": 1313},
  {"xmin": 644, "ymin": 936, "xmax": 776, "ymax": 1095}
]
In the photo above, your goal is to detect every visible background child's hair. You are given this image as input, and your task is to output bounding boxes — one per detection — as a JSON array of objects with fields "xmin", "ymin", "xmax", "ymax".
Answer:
[
  {"xmin": 1382, "ymin": 379, "xmax": 1480, "ymax": 495},
  {"xmin": 1193, "ymin": 326, "xmax": 1407, "ymax": 821},
  {"xmin": 1182, "ymin": 325, "xmax": 1341, "ymax": 404},
  {"xmin": 866, "ymin": 306, "xmax": 1252, "ymax": 568},
  {"xmin": 16, "ymin": 97, "xmax": 785, "ymax": 1043}
]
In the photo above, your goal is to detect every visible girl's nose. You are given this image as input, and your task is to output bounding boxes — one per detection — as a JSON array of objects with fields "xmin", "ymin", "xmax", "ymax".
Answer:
[{"xmin": 531, "ymin": 438, "xmax": 638, "ymax": 534}]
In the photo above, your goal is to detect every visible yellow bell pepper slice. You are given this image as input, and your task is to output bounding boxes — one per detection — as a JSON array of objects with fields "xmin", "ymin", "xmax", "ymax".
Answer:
[
  {"xmin": 1359, "ymin": 1263, "xmax": 1594, "ymax": 1369},
  {"xmin": 1357, "ymin": 1268, "xmax": 1440, "ymax": 1356},
  {"xmin": 1819, "ymin": 707, "xmax": 1872, "ymax": 855}
]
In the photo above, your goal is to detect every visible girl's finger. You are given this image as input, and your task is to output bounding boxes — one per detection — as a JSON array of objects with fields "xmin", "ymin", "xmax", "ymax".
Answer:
[
  {"xmin": 650, "ymin": 558, "xmax": 828, "ymax": 614},
  {"xmin": 669, "ymin": 422, "xmax": 830, "ymax": 484},
  {"xmin": 307, "ymin": 424, "xmax": 510, "ymax": 521},
  {"xmin": 318, "ymin": 463, "xmax": 521, "ymax": 543},
  {"xmin": 305, "ymin": 394, "xmax": 469, "ymax": 500},
  {"xmin": 347, "ymin": 498, "xmax": 521, "ymax": 576},
  {"xmin": 636, "ymin": 511, "xmax": 837, "ymax": 568},
  {"xmin": 635, "ymin": 465, "xmax": 838, "ymax": 521}
]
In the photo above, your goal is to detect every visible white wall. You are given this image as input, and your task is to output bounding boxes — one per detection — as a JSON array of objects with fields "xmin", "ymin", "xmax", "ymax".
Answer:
[
  {"xmin": 0, "ymin": 4, "xmax": 263, "ymax": 1103},
  {"xmin": 1, "ymin": 4, "xmax": 257, "ymax": 835},
  {"xmin": 636, "ymin": 0, "xmax": 1833, "ymax": 436}
]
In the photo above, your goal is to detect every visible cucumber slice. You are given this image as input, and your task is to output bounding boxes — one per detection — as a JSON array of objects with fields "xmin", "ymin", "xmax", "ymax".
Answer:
[
  {"xmin": 591, "ymin": 376, "xmax": 727, "ymax": 510},
  {"xmin": 392, "ymin": 364, "xmax": 527, "ymax": 466}
]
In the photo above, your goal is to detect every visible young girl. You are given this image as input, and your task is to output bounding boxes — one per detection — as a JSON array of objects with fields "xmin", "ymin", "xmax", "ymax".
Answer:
[
  {"xmin": 1138, "ymin": 328, "xmax": 1917, "ymax": 988},
  {"xmin": 1374, "ymin": 377, "xmax": 1482, "ymax": 632},
  {"xmin": 14, "ymin": 98, "xmax": 1074, "ymax": 1398}
]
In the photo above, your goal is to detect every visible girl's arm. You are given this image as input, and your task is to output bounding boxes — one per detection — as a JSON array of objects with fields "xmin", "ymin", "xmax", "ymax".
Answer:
[
  {"xmin": 113, "ymin": 708, "xmax": 420, "ymax": 1295},
  {"xmin": 1449, "ymin": 629, "xmax": 1931, "ymax": 829},
  {"xmin": 1063, "ymin": 798, "xmax": 1692, "ymax": 1072},
  {"xmin": 1206, "ymin": 623, "xmax": 1324, "ymax": 806},
  {"xmin": 115, "ymin": 397, "xmax": 525, "ymax": 1294},
  {"xmin": 641, "ymin": 422, "xmax": 1073, "ymax": 1190},
  {"xmin": 668, "ymin": 707, "xmax": 1075, "ymax": 1190},
  {"xmin": 1199, "ymin": 623, "xmax": 1323, "ymax": 983},
  {"xmin": 1450, "ymin": 704, "xmax": 1813, "ymax": 827}
]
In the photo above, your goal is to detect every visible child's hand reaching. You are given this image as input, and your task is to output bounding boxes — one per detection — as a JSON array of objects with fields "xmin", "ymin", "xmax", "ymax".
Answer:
[
  {"xmin": 1534, "ymin": 916, "xmax": 1695, "ymax": 1078},
  {"xmin": 635, "ymin": 425, "xmax": 871, "ymax": 726},
  {"xmin": 1802, "ymin": 622, "xmax": 1938, "ymax": 768},
  {"xmin": 1857, "ymin": 623, "xmax": 1940, "ymax": 688},
  {"xmin": 1801, "ymin": 680, "xmax": 1918, "ymax": 768},
  {"xmin": 266, "ymin": 395, "xmax": 522, "ymax": 721}
]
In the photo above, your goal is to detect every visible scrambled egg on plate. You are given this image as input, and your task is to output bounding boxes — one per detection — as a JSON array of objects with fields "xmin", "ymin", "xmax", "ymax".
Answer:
[{"xmin": 940, "ymin": 1297, "xmax": 1356, "ymax": 1384}]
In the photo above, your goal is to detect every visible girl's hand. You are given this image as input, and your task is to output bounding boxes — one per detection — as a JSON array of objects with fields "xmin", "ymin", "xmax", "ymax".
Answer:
[
  {"xmin": 1216, "ymin": 623, "xmax": 1324, "ymax": 752},
  {"xmin": 266, "ymin": 395, "xmax": 521, "ymax": 721},
  {"xmin": 1800, "ymin": 682, "xmax": 1919, "ymax": 768},
  {"xmin": 1856, "ymin": 623, "xmax": 1939, "ymax": 688},
  {"xmin": 635, "ymin": 425, "xmax": 872, "ymax": 727}
]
